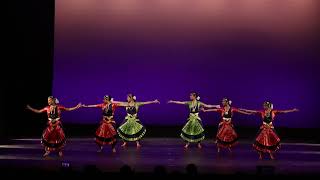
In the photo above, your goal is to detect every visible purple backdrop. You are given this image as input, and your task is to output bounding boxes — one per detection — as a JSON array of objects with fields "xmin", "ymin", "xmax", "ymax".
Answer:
[{"xmin": 53, "ymin": 0, "xmax": 320, "ymax": 127}]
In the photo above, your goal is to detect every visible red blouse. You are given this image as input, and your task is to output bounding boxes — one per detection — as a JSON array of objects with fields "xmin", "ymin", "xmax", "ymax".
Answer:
[
  {"xmin": 40, "ymin": 105, "xmax": 66, "ymax": 119},
  {"xmin": 217, "ymin": 107, "xmax": 239, "ymax": 118},
  {"xmin": 95, "ymin": 103, "xmax": 118, "ymax": 112},
  {"xmin": 260, "ymin": 110, "xmax": 279, "ymax": 121}
]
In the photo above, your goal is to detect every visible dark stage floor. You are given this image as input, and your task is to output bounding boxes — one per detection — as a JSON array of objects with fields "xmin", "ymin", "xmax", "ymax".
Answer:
[{"xmin": 1, "ymin": 138, "xmax": 320, "ymax": 176}]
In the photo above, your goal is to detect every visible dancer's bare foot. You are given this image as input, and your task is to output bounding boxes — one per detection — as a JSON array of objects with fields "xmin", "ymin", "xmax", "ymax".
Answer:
[
  {"xmin": 136, "ymin": 141, "xmax": 141, "ymax": 148},
  {"xmin": 228, "ymin": 147, "xmax": 232, "ymax": 153},
  {"xmin": 269, "ymin": 153, "xmax": 275, "ymax": 160},
  {"xmin": 184, "ymin": 143, "xmax": 190, "ymax": 149},
  {"xmin": 43, "ymin": 151, "xmax": 50, "ymax": 157},
  {"xmin": 259, "ymin": 152, "xmax": 263, "ymax": 160},
  {"xmin": 97, "ymin": 146, "xmax": 103, "ymax": 153},
  {"xmin": 197, "ymin": 143, "xmax": 202, "ymax": 149},
  {"xmin": 112, "ymin": 148, "xmax": 116, "ymax": 153},
  {"xmin": 121, "ymin": 142, "xmax": 127, "ymax": 147},
  {"xmin": 217, "ymin": 147, "xmax": 220, "ymax": 153},
  {"xmin": 58, "ymin": 151, "xmax": 63, "ymax": 157}
]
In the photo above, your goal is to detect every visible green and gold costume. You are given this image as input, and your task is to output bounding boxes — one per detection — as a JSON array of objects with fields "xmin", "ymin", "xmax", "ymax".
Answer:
[
  {"xmin": 180, "ymin": 101, "xmax": 205, "ymax": 142},
  {"xmin": 117, "ymin": 102, "xmax": 146, "ymax": 141}
]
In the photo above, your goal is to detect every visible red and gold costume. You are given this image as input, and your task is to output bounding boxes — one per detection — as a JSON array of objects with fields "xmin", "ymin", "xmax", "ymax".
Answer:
[
  {"xmin": 41, "ymin": 105, "xmax": 66, "ymax": 152},
  {"xmin": 215, "ymin": 107, "xmax": 239, "ymax": 148},
  {"xmin": 253, "ymin": 110, "xmax": 280, "ymax": 153},
  {"xmin": 94, "ymin": 103, "xmax": 118, "ymax": 146}
]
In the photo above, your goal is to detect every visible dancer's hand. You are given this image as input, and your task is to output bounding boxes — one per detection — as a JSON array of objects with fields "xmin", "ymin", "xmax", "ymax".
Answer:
[
  {"xmin": 200, "ymin": 107, "xmax": 206, "ymax": 112},
  {"xmin": 154, "ymin": 99, "xmax": 160, "ymax": 104},
  {"xmin": 26, "ymin": 105, "xmax": 32, "ymax": 110},
  {"xmin": 215, "ymin": 105, "xmax": 221, "ymax": 108},
  {"xmin": 76, "ymin": 103, "xmax": 82, "ymax": 109},
  {"xmin": 168, "ymin": 100, "xmax": 173, "ymax": 103},
  {"xmin": 293, "ymin": 108, "xmax": 299, "ymax": 112},
  {"xmin": 25, "ymin": 105, "xmax": 42, "ymax": 113}
]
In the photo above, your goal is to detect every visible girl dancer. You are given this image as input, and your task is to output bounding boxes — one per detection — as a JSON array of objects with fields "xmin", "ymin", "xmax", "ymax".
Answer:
[
  {"xmin": 26, "ymin": 96, "xmax": 81, "ymax": 157},
  {"xmin": 82, "ymin": 95, "xmax": 119, "ymax": 153},
  {"xmin": 240, "ymin": 101, "xmax": 298, "ymax": 159},
  {"xmin": 202, "ymin": 98, "xmax": 252, "ymax": 153},
  {"xmin": 168, "ymin": 92, "xmax": 219, "ymax": 149},
  {"xmin": 117, "ymin": 93, "xmax": 160, "ymax": 148}
]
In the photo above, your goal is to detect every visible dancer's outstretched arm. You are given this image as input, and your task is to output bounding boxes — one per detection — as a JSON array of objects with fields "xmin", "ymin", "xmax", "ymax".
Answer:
[
  {"xmin": 237, "ymin": 109, "xmax": 254, "ymax": 115},
  {"xmin": 26, "ymin": 105, "xmax": 46, "ymax": 113},
  {"xmin": 139, "ymin": 99, "xmax": 160, "ymax": 105},
  {"xmin": 201, "ymin": 102, "xmax": 220, "ymax": 108},
  {"xmin": 275, "ymin": 108, "xmax": 299, "ymax": 114},
  {"xmin": 64, "ymin": 103, "xmax": 82, "ymax": 111},
  {"xmin": 239, "ymin": 108, "xmax": 260, "ymax": 113},
  {"xmin": 82, "ymin": 104, "xmax": 100, "ymax": 108},
  {"xmin": 202, "ymin": 108, "xmax": 219, "ymax": 112},
  {"xmin": 112, "ymin": 101, "xmax": 130, "ymax": 107},
  {"xmin": 168, "ymin": 100, "xmax": 187, "ymax": 105},
  {"xmin": 202, "ymin": 107, "xmax": 252, "ymax": 115}
]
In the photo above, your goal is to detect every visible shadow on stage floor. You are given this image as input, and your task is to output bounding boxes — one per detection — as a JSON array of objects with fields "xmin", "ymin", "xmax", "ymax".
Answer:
[{"xmin": 1, "ymin": 138, "xmax": 320, "ymax": 178}]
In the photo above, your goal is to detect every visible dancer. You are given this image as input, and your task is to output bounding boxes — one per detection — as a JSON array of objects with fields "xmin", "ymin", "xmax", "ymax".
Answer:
[
  {"xmin": 240, "ymin": 101, "xmax": 298, "ymax": 159},
  {"xmin": 82, "ymin": 95, "xmax": 120, "ymax": 153},
  {"xmin": 26, "ymin": 96, "xmax": 81, "ymax": 157},
  {"xmin": 168, "ymin": 92, "xmax": 219, "ymax": 149},
  {"xmin": 202, "ymin": 98, "xmax": 252, "ymax": 153},
  {"xmin": 117, "ymin": 93, "xmax": 160, "ymax": 148}
]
